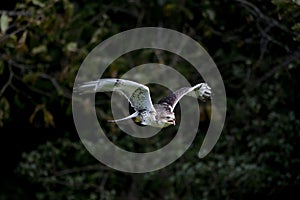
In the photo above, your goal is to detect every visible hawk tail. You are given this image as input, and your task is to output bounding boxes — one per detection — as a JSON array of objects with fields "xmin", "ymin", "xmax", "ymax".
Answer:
[{"xmin": 107, "ymin": 111, "xmax": 139, "ymax": 123}]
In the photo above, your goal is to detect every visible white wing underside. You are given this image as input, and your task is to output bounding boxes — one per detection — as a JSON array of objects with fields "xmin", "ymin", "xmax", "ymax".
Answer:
[{"xmin": 75, "ymin": 79, "xmax": 156, "ymax": 122}]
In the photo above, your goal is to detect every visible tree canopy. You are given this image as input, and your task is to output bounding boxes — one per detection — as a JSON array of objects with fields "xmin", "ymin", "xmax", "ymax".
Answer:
[{"xmin": 0, "ymin": 0, "xmax": 299, "ymax": 199}]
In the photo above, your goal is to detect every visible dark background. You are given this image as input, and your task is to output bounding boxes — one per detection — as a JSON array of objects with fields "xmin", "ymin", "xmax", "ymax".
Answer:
[{"xmin": 0, "ymin": 0, "xmax": 299, "ymax": 199}]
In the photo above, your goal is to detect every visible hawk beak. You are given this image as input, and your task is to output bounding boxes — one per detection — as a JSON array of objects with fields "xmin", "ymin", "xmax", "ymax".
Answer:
[{"xmin": 168, "ymin": 120, "xmax": 176, "ymax": 126}]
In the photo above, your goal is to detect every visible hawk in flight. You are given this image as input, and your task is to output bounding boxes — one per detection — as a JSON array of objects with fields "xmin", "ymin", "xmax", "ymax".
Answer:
[{"xmin": 75, "ymin": 79, "xmax": 211, "ymax": 128}]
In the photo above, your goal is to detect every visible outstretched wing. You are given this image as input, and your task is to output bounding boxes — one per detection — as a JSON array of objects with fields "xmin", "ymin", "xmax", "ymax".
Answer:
[
  {"xmin": 158, "ymin": 83, "xmax": 211, "ymax": 111},
  {"xmin": 74, "ymin": 78, "xmax": 156, "ymax": 112}
]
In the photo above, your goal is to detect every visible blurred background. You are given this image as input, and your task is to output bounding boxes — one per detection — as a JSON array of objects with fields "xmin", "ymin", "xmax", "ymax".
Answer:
[{"xmin": 0, "ymin": 0, "xmax": 299, "ymax": 199}]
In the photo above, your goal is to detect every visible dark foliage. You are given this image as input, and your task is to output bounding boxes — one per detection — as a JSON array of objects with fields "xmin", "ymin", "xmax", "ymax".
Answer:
[{"xmin": 0, "ymin": 0, "xmax": 299, "ymax": 199}]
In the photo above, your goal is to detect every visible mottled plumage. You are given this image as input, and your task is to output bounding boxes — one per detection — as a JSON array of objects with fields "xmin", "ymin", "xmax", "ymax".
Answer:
[{"xmin": 75, "ymin": 78, "xmax": 211, "ymax": 128}]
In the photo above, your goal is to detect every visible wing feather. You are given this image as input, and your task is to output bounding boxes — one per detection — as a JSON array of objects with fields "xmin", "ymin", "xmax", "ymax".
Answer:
[
  {"xmin": 158, "ymin": 83, "xmax": 211, "ymax": 111},
  {"xmin": 74, "ymin": 78, "xmax": 156, "ymax": 112}
]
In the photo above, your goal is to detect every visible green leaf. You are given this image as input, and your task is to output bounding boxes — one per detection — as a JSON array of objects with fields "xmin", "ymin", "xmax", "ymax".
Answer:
[
  {"xmin": 43, "ymin": 108, "xmax": 55, "ymax": 127},
  {"xmin": 66, "ymin": 42, "xmax": 77, "ymax": 52},
  {"xmin": 1, "ymin": 13, "xmax": 10, "ymax": 33},
  {"xmin": 22, "ymin": 73, "xmax": 39, "ymax": 84},
  {"xmin": 292, "ymin": 23, "xmax": 300, "ymax": 31},
  {"xmin": 182, "ymin": 7, "xmax": 194, "ymax": 20},
  {"xmin": 32, "ymin": 0, "xmax": 45, "ymax": 7},
  {"xmin": 32, "ymin": 45, "xmax": 47, "ymax": 54},
  {"xmin": 63, "ymin": 0, "xmax": 74, "ymax": 17},
  {"xmin": 0, "ymin": 61, "xmax": 4, "ymax": 75},
  {"xmin": 18, "ymin": 31, "xmax": 28, "ymax": 45}
]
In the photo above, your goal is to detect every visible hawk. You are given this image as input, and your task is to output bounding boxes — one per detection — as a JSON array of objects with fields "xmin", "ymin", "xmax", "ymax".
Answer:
[{"xmin": 75, "ymin": 79, "xmax": 211, "ymax": 128}]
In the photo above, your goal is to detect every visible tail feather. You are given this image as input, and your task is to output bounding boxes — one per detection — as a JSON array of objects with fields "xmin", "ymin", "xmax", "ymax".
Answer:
[{"xmin": 107, "ymin": 111, "xmax": 139, "ymax": 123}]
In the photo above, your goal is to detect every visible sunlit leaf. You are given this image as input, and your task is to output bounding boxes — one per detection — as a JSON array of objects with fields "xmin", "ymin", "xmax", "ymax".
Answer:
[
  {"xmin": 63, "ymin": 0, "xmax": 74, "ymax": 17},
  {"xmin": 16, "ymin": 31, "xmax": 28, "ymax": 51},
  {"xmin": 18, "ymin": 31, "xmax": 28, "ymax": 44},
  {"xmin": 32, "ymin": 0, "xmax": 45, "ymax": 7},
  {"xmin": 31, "ymin": 45, "xmax": 47, "ymax": 55},
  {"xmin": 292, "ymin": 22, "xmax": 300, "ymax": 31},
  {"xmin": 43, "ymin": 108, "xmax": 55, "ymax": 127},
  {"xmin": 29, "ymin": 104, "xmax": 44, "ymax": 124},
  {"xmin": 22, "ymin": 73, "xmax": 39, "ymax": 84},
  {"xmin": 1, "ymin": 13, "xmax": 10, "ymax": 33},
  {"xmin": 164, "ymin": 3, "xmax": 176, "ymax": 16},
  {"xmin": 66, "ymin": 42, "xmax": 77, "ymax": 52}
]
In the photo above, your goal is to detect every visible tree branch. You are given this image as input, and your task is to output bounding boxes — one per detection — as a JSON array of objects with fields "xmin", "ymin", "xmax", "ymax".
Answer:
[
  {"xmin": 0, "ymin": 61, "xmax": 13, "ymax": 96},
  {"xmin": 257, "ymin": 51, "xmax": 300, "ymax": 84},
  {"xmin": 53, "ymin": 164, "xmax": 109, "ymax": 177}
]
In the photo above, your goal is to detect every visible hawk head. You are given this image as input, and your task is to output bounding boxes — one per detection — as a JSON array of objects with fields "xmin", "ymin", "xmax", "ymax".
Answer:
[{"xmin": 154, "ymin": 103, "xmax": 176, "ymax": 127}]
